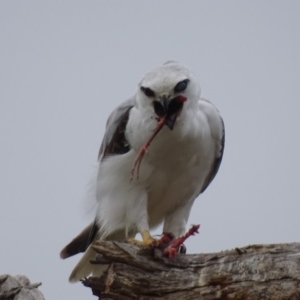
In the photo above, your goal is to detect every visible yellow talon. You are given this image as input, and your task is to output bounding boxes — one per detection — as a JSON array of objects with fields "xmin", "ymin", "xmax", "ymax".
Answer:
[
  {"xmin": 141, "ymin": 230, "xmax": 157, "ymax": 245},
  {"xmin": 128, "ymin": 230, "xmax": 158, "ymax": 246}
]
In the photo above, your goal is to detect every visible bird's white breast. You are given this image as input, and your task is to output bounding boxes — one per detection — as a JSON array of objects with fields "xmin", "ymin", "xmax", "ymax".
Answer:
[
  {"xmin": 95, "ymin": 99, "xmax": 222, "ymax": 238},
  {"xmin": 126, "ymin": 105, "xmax": 217, "ymax": 228}
]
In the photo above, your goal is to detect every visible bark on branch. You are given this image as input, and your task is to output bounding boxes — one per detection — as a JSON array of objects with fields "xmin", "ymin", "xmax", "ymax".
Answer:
[{"xmin": 82, "ymin": 241, "xmax": 300, "ymax": 300}]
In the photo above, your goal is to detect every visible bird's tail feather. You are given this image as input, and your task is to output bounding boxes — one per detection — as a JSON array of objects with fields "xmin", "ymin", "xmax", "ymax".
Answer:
[
  {"xmin": 68, "ymin": 229, "xmax": 136, "ymax": 282},
  {"xmin": 69, "ymin": 245, "xmax": 107, "ymax": 283}
]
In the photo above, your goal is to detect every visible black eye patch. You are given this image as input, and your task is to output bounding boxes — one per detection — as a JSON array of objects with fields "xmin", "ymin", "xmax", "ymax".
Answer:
[
  {"xmin": 141, "ymin": 86, "xmax": 155, "ymax": 98},
  {"xmin": 174, "ymin": 79, "xmax": 189, "ymax": 93}
]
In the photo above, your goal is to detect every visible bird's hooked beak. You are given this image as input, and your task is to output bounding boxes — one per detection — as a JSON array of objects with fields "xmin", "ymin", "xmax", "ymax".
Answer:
[{"xmin": 153, "ymin": 95, "xmax": 187, "ymax": 130}]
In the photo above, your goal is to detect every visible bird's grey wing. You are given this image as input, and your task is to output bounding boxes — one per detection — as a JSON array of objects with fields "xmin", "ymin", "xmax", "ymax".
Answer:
[
  {"xmin": 60, "ymin": 97, "xmax": 135, "ymax": 259},
  {"xmin": 199, "ymin": 99, "xmax": 225, "ymax": 193},
  {"xmin": 60, "ymin": 221, "xmax": 98, "ymax": 259},
  {"xmin": 201, "ymin": 118, "xmax": 225, "ymax": 193},
  {"xmin": 98, "ymin": 96, "xmax": 135, "ymax": 161}
]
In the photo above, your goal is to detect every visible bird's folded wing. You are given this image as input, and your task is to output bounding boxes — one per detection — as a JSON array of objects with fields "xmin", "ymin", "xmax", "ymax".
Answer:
[
  {"xmin": 98, "ymin": 97, "xmax": 135, "ymax": 161},
  {"xmin": 198, "ymin": 98, "xmax": 225, "ymax": 193},
  {"xmin": 60, "ymin": 221, "xmax": 98, "ymax": 259}
]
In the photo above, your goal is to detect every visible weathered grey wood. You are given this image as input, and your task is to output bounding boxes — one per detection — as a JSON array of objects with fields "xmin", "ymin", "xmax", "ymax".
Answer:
[
  {"xmin": 82, "ymin": 241, "xmax": 300, "ymax": 299},
  {"xmin": 0, "ymin": 274, "xmax": 45, "ymax": 300}
]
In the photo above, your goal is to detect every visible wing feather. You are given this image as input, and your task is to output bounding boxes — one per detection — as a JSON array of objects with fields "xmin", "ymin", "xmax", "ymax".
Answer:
[
  {"xmin": 98, "ymin": 97, "xmax": 135, "ymax": 161},
  {"xmin": 60, "ymin": 222, "xmax": 98, "ymax": 259},
  {"xmin": 199, "ymin": 99, "xmax": 225, "ymax": 193},
  {"xmin": 60, "ymin": 98, "xmax": 135, "ymax": 260},
  {"xmin": 201, "ymin": 117, "xmax": 225, "ymax": 193}
]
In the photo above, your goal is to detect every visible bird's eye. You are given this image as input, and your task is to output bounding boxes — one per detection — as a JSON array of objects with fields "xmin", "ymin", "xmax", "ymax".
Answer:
[
  {"xmin": 141, "ymin": 86, "xmax": 155, "ymax": 98},
  {"xmin": 174, "ymin": 79, "xmax": 189, "ymax": 93}
]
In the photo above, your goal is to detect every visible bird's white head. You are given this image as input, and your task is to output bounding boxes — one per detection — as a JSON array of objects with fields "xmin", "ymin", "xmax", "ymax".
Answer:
[{"xmin": 136, "ymin": 61, "xmax": 201, "ymax": 130}]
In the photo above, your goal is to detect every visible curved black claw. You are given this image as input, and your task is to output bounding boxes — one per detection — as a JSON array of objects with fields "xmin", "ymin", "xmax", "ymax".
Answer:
[{"xmin": 178, "ymin": 244, "xmax": 187, "ymax": 254}]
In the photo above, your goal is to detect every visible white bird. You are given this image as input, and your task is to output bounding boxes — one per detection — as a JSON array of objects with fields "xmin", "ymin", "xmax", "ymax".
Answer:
[{"xmin": 60, "ymin": 61, "xmax": 225, "ymax": 282}]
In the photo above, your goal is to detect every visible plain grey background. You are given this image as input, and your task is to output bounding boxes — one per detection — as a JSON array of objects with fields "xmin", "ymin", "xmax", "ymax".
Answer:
[{"xmin": 1, "ymin": 1, "xmax": 299, "ymax": 299}]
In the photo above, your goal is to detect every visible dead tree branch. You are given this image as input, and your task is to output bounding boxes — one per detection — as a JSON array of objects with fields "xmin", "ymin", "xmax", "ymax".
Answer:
[{"xmin": 82, "ymin": 241, "xmax": 300, "ymax": 300}]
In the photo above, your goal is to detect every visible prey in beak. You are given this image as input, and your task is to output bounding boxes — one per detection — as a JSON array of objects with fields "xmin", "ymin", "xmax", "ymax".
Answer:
[
  {"xmin": 130, "ymin": 94, "xmax": 187, "ymax": 180},
  {"xmin": 153, "ymin": 95, "xmax": 187, "ymax": 130}
]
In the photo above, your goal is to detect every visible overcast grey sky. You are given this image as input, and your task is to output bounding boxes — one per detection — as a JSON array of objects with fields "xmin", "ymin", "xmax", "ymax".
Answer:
[{"xmin": 1, "ymin": 1, "xmax": 300, "ymax": 299}]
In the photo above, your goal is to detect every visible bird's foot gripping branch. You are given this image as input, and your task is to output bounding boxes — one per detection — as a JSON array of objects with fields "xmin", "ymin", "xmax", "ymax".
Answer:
[{"xmin": 127, "ymin": 224, "xmax": 200, "ymax": 257}]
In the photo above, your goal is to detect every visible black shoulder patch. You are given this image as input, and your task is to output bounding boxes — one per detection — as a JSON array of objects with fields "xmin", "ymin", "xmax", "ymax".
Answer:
[{"xmin": 102, "ymin": 106, "xmax": 132, "ymax": 159}]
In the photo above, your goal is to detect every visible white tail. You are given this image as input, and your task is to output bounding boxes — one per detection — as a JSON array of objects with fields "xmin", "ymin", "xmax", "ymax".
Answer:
[{"xmin": 69, "ymin": 245, "xmax": 107, "ymax": 282}]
